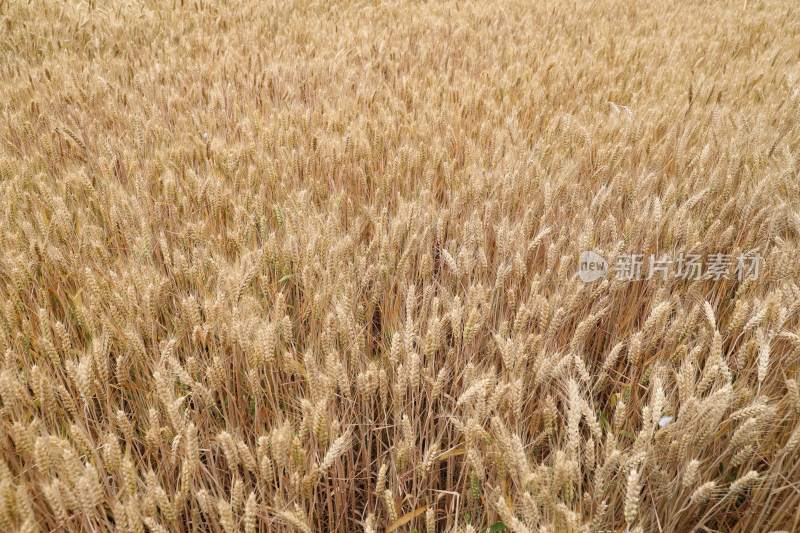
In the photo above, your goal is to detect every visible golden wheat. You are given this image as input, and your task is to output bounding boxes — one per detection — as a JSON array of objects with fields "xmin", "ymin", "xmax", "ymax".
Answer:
[{"xmin": 0, "ymin": 0, "xmax": 799, "ymax": 531}]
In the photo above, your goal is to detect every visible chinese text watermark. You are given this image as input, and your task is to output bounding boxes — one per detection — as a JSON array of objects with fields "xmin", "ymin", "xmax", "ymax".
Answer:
[{"xmin": 578, "ymin": 251, "xmax": 761, "ymax": 283}]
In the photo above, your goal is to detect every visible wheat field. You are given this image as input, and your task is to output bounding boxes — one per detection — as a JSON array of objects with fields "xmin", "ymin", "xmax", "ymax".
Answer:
[{"xmin": 1, "ymin": 0, "xmax": 800, "ymax": 531}]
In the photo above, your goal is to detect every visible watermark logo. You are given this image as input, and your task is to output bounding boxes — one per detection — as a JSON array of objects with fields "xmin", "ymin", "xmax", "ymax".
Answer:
[
  {"xmin": 578, "ymin": 251, "xmax": 762, "ymax": 283},
  {"xmin": 578, "ymin": 250, "xmax": 609, "ymax": 282}
]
